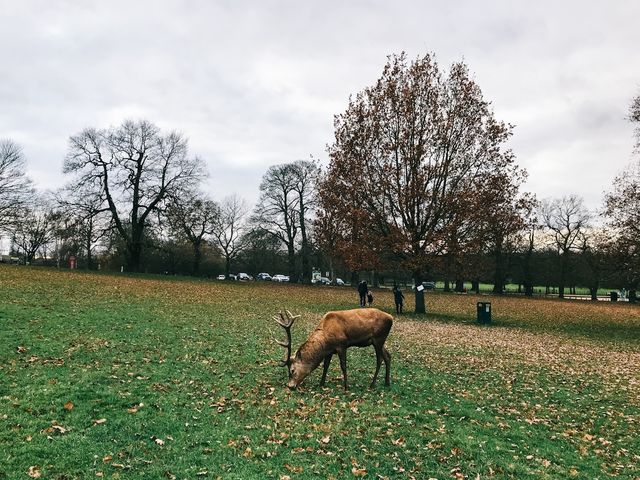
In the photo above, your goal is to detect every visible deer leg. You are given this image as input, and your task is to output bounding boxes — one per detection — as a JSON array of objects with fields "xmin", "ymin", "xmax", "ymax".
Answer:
[
  {"xmin": 382, "ymin": 346, "xmax": 391, "ymax": 386},
  {"xmin": 337, "ymin": 349, "xmax": 348, "ymax": 391},
  {"xmin": 370, "ymin": 345, "xmax": 383, "ymax": 388},
  {"xmin": 320, "ymin": 353, "xmax": 333, "ymax": 387}
]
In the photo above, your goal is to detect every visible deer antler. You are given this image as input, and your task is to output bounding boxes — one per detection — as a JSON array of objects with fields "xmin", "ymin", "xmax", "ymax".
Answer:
[{"xmin": 273, "ymin": 310, "xmax": 299, "ymax": 370}]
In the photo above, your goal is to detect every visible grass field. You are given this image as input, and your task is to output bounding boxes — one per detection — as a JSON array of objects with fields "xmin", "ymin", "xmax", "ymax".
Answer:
[{"xmin": 1, "ymin": 265, "xmax": 639, "ymax": 479}]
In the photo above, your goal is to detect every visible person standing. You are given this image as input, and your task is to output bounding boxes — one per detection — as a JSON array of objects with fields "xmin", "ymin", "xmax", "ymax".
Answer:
[
  {"xmin": 358, "ymin": 280, "xmax": 368, "ymax": 307},
  {"xmin": 393, "ymin": 285, "xmax": 405, "ymax": 314}
]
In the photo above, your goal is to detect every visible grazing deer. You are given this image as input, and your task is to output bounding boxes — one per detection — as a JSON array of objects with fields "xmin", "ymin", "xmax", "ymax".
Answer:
[{"xmin": 273, "ymin": 308, "xmax": 393, "ymax": 390}]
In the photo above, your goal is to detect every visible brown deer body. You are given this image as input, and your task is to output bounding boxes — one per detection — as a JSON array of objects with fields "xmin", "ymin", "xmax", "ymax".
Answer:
[{"xmin": 274, "ymin": 308, "xmax": 393, "ymax": 390}]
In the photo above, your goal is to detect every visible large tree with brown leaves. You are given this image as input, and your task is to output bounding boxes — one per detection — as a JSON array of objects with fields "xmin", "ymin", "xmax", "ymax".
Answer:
[{"xmin": 317, "ymin": 52, "xmax": 519, "ymax": 312}]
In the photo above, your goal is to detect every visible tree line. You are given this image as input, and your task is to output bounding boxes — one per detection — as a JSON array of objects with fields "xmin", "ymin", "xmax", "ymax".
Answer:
[{"xmin": 1, "ymin": 52, "xmax": 638, "ymax": 305}]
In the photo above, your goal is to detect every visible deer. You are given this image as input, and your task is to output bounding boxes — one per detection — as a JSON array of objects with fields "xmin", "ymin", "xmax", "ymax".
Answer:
[{"xmin": 273, "ymin": 308, "xmax": 393, "ymax": 390}]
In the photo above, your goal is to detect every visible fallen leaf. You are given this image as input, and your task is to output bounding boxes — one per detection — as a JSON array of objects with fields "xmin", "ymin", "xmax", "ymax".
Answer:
[
  {"xmin": 320, "ymin": 435, "xmax": 330, "ymax": 444},
  {"xmin": 93, "ymin": 418, "xmax": 107, "ymax": 425},
  {"xmin": 51, "ymin": 424, "xmax": 67, "ymax": 434},
  {"xmin": 27, "ymin": 466, "xmax": 41, "ymax": 478},
  {"xmin": 103, "ymin": 455, "xmax": 113, "ymax": 463},
  {"xmin": 155, "ymin": 438, "xmax": 165, "ymax": 446},
  {"xmin": 352, "ymin": 467, "xmax": 367, "ymax": 476},
  {"xmin": 243, "ymin": 447, "xmax": 252, "ymax": 457},
  {"xmin": 64, "ymin": 401, "xmax": 74, "ymax": 411},
  {"xmin": 17, "ymin": 346, "xmax": 27, "ymax": 353}
]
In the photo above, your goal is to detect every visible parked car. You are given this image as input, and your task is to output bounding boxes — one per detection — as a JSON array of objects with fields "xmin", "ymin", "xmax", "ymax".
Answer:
[
  {"xmin": 335, "ymin": 278, "xmax": 345, "ymax": 286},
  {"xmin": 318, "ymin": 277, "xmax": 331, "ymax": 285},
  {"xmin": 423, "ymin": 281, "xmax": 436, "ymax": 290},
  {"xmin": 256, "ymin": 272, "xmax": 272, "ymax": 281},
  {"xmin": 228, "ymin": 274, "xmax": 237, "ymax": 281},
  {"xmin": 216, "ymin": 274, "xmax": 226, "ymax": 280},
  {"xmin": 238, "ymin": 273, "xmax": 253, "ymax": 281},
  {"xmin": 272, "ymin": 274, "xmax": 290, "ymax": 283}
]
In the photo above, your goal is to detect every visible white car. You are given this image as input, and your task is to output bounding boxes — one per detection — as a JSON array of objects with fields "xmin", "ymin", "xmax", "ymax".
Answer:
[
  {"xmin": 216, "ymin": 274, "xmax": 225, "ymax": 280},
  {"xmin": 238, "ymin": 273, "xmax": 253, "ymax": 281},
  {"xmin": 335, "ymin": 278, "xmax": 345, "ymax": 286},
  {"xmin": 272, "ymin": 274, "xmax": 290, "ymax": 282}
]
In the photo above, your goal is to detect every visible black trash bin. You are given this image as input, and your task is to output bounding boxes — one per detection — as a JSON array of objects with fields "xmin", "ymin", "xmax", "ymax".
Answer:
[
  {"xmin": 610, "ymin": 291, "xmax": 618, "ymax": 302},
  {"xmin": 477, "ymin": 302, "xmax": 491, "ymax": 324}
]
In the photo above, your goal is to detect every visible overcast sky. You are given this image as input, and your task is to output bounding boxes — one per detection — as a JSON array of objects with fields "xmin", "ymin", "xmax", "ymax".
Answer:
[{"xmin": 1, "ymin": 0, "xmax": 639, "ymax": 211}]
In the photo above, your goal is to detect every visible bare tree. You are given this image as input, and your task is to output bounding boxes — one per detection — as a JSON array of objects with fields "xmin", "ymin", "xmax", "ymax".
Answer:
[
  {"xmin": 480, "ymin": 171, "xmax": 536, "ymax": 294},
  {"xmin": 166, "ymin": 191, "xmax": 219, "ymax": 275},
  {"xmin": 253, "ymin": 164, "xmax": 299, "ymax": 280},
  {"xmin": 540, "ymin": 195, "xmax": 591, "ymax": 298},
  {"xmin": 63, "ymin": 120, "xmax": 205, "ymax": 272},
  {"xmin": 518, "ymin": 209, "xmax": 541, "ymax": 296},
  {"xmin": 290, "ymin": 159, "xmax": 320, "ymax": 283},
  {"xmin": 211, "ymin": 194, "xmax": 248, "ymax": 277},
  {"xmin": 10, "ymin": 197, "xmax": 55, "ymax": 264},
  {"xmin": 579, "ymin": 229, "xmax": 611, "ymax": 301},
  {"xmin": 55, "ymin": 184, "xmax": 111, "ymax": 269},
  {"xmin": 0, "ymin": 140, "xmax": 33, "ymax": 228}
]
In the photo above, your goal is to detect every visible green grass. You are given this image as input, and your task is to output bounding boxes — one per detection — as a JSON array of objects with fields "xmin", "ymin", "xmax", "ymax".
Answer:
[{"xmin": 1, "ymin": 265, "xmax": 639, "ymax": 479}]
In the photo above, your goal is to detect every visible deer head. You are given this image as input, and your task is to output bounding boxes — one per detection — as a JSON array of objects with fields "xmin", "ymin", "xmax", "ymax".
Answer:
[{"xmin": 273, "ymin": 310, "xmax": 304, "ymax": 388}]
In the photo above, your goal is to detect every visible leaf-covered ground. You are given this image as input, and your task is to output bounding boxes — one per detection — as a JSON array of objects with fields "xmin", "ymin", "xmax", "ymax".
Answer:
[{"xmin": 1, "ymin": 265, "xmax": 638, "ymax": 479}]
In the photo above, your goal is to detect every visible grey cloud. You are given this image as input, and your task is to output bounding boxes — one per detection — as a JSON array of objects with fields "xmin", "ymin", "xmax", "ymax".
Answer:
[{"xmin": 1, "ymin": 0, "xmax": 639, "ymax": 210}]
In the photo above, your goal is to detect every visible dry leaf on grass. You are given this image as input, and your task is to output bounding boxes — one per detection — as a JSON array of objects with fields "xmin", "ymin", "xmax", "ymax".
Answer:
[
  {"xmin": 27, "ymin": 466, "xmax": 41, "ymax": 478},
  {"xmin": 351, "ymin": 466, "xmax": 367, "ymax": 476}
]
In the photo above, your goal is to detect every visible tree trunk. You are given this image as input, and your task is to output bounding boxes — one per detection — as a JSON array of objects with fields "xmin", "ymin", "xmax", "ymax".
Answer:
[
  {"xmin": 225, "ymin": 255, "xmax": 231, "ymax": 277},
  {"xmin": 523, "ymin": 228, "xmax": 535, "ymax": 297},
  {"xmin": 301, "ymin": 242, "xmax": 311, "ymax": 283},
  {"xmin": 287, "ymin": 243, "xmax": 296, "ymax": 282},
  {"xmin": 192, "ymin": 242, "xmax": 202, "ymax": 276},
  {"xmin": 86, "ymin": 237, "xmax": 92, "ymax": 270},
  {"xmin": 373, "ymin": 270, "xmax": 379, "ymax": 288},
  {"xmin": 127, "ymin": 243, "xmax": 142, "ymax": 273},
  {"xmin": 472, "ymin": 279, "xmax": 480, "ymax": 294},
  {"xmin": 590, "ymin": 286, "xmax": 598, "ymax": 301},
  {"xmin": 492, "ymin": 242, "xmax": 504, "ymax": 294},
  {"xmin": 629, "ymin": 289, "xmax": 637, "ymax": 304},
  {"xmin": 126, "ymin": 224, "xmax": 144, "ymax": 273},
  {"xmin": 414, "ymin": 268, "xmax": 425, "ymax": 313},
  {"xmin": 298, "ymin": 190, "xmax": 312, "ymax": 284},
  {"xmin": 444, "ymin": 279, "xmax": 450, "ymax": 292},
  {"xmin": 558, "ymin": 253, "xmax": 568, "ymax": 299},
  {"xmin": 329, "ymin": 257, "xmax": 335, "ymax": 284},
  {"xmin": 455, "ymin": 279, "xmax": 464, "ymax": 292}
]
